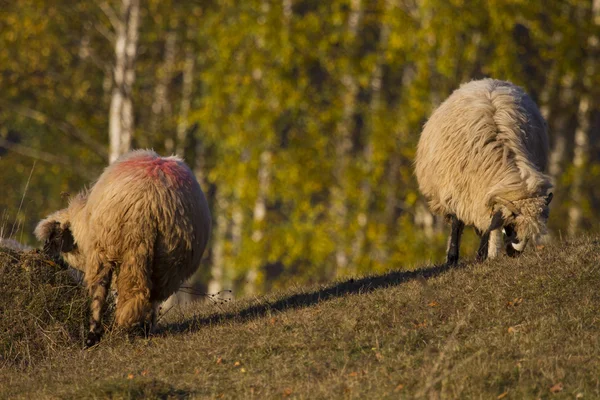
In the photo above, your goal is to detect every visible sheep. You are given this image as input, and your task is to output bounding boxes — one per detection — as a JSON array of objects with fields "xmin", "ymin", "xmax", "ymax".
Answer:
[
  {"xmin": 415, "ymin": 78, "xmax": 553, "ymax": 265},
  {"xmin": 35, "ymin": 149, "xmax": 211, "ymax": 346}
]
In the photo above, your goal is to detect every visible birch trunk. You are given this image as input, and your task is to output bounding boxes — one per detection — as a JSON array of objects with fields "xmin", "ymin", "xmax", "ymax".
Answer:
[
  {"xmin": 245, "ymin": 0, "xmax": 280, "ymax": 295},
  {"xmin": 246, "ymin": 149, "xmax": 272, "ymax": 295},
  {"xmin": 207, "ymin": 188, "xmax": 229, "ymax": 295},
  {"xmin": 540, "ymin": 61, "xmax": 565, "ymax": 179},
  {"xmin": 331, "ymin": 0, "xmax": 362, "ymax": 278},
  {"xmin": 150, "ymin": 31, "xmax": 177, "ymax": 152},
  {"xmin": 175, "ymin": 41, "xmax": 195, "ymax": 157},
  {"xmin": 568, "ymin": 0, "xmax": 598, "ymax": 235},
  {"xmin": 351, "ymin": 0, "xmax": 391, "ymax": 269},
  {"xmin": 109, "ymin": 0, "xmax": 140, "ymax": 163}
]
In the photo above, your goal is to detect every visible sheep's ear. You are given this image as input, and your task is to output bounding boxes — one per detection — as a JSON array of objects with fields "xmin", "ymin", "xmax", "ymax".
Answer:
[
  {"xmin": 36, "ymin": 220, "xmax": 75, "ymax": 254},
  {"xmin": 545, "ymin": 193, "xmax": 553, "ymax": 206},
  {"xmin": 57, "ymin": 223, "xmax": 75, "ymax": 252}
]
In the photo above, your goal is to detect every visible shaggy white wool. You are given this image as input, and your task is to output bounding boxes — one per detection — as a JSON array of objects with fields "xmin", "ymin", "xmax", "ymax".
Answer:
[{"xmin": 415, "ymin": 78, "xmax": 552, "ymax": 254}]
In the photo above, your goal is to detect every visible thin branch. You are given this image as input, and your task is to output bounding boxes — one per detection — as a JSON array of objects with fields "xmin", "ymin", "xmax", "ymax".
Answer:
[
  {"xmin": 97, "ymin": 0, "xmax": 121, "ymax": 32},
  {"xmin": 0, "ymin": 100, "xmax": 107, "ymax": 159},
  {"xmin": 95, "ymin": 22, "xmax": 116, "ymax": 43},
  {"xmin": 0, "ymin": 138, "xmax": 98, "ymax": 179}
]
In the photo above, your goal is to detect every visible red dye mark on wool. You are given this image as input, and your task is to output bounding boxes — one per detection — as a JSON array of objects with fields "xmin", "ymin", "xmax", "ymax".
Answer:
[{"xmin": 118, "ymin": 155, "xmax": 192, "ymax": 186}]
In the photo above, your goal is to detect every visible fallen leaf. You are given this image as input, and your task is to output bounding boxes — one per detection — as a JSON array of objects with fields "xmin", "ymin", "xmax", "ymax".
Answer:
[
  {"xmin": 127, "ymin": 373, "xmax": 134, "ymax": 380},
  {"xmin": 240, "ymin": 368, "xmax": 246, "ymax": 373},
  {"xmin": 413, "ymin": 320, "xmax": 427, "ymax": 328},
  {"xmin": 497, "ymin": 391, "xmax": 508, "ymax": 399},
  {"xmin": 234, "ymin": 361, "xmax": 241, "ymax": 367},
  {"xmin": 507, "ymin": 326, "xmax": 516, "ymax": 334},
  {"xmin": 550, "ymin": 382, "xmax": 564, "ymax": 393},
  {"xmin": 348, "ymin": 372, "xmax": 358, "ymax": 377},
  {"xmin": 194, "ymin": 368, "xmax": 200, "ymax": 375},
  {"xmin": 141, "ymin": 370, "xmax": 148, "ymax": 376},
  {"xmin": 269, "ymin": 317, "xmax": 277, "ymax": 325},
  {"xmin": 375, "ymin": 352, "xmax": 384, "ymax": 362},
  {"xmin": 394, "ymin": 384, "xmax": 404, "ymax": 392},
  {"xmin": 216, "ymin": 357, "xmax": 223, "ymax": 364},
  {"xmin": 428, "ymin": 301, "xmax": 439, "ymax": 307},
  {"xmin": 507, "ymin": 298, "xmax": 523, "ymax": 308},
  {"xmin": 576, "ymin": 393, "xmax": 584, "ymax": 398},
  {"xmin": 283, "ymin": 388, "xmax": 293, "ymax": 397}
]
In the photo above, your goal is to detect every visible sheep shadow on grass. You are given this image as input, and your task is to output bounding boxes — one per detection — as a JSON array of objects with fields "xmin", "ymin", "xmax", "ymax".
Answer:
[{"xmin": 161, "ymin": 261, "xmax": 469, "ymax": 335}]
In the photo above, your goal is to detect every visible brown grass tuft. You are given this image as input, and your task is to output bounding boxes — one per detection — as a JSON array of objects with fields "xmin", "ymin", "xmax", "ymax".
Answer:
[{"xmin": 0, "ymin": 248, "xmax": 88, "ymax": 369}]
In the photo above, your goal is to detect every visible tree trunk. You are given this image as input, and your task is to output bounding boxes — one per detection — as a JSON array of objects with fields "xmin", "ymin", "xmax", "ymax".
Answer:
[
  {"xmin": 246, "ymin": 149, "xmax": 272, "ymax": 295},
  {"xmin": 175, "ymin": 40, "xmax": 195, "ymax": 158},
  {"xmin": 331, "ymin": 0, "xmax": 362, "ymax": 278},
  {"xmin": 150, "ymin": 31, "xmax": 177, "ymax": 152},
  {"xmin": 351, "ymin": 0, "xmax": 391, "ymax": 269},
  {"xmin": 568, "ymin": 0, "xmax": 598, "ymax": 236},
  {"xmin": 245, "ymin": 0, "xmax": 281, "ymax": 295},
  {"xmin": 540, "ymin": 60, "xmax": 566, "ymax": 179},
  {"xmin": 208, "ymin": 188, "xmax": 229, "ymax": 295},
  {"xmin": 231, "ymin": 152, "xmax": 248, "ymax": 262},
  {"xmin": 109, "ymin": 0, "xmax": 140, "ymax": 163},
  {"xmin": 568, "ymin": 95, "xmax": 592, "ymax": 236}
]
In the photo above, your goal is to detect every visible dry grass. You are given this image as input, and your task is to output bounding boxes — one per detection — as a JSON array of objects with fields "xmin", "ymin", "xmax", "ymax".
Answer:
[
  {"xmin": 1, "ymin": 237, "xmax": 599, "ymax": 399},
  {"xmin": 0, "ymin": 247, "xmax": 88, "ymax": 369}
]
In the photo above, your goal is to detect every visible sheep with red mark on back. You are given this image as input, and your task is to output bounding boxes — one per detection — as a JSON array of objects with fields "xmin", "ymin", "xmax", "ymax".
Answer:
[{"xmin": 35, "ymin": 149, "xmax": 211, "ymax": 347}]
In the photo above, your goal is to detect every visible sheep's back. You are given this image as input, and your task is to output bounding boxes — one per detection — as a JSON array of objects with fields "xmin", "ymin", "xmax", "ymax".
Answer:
[
  {"xmin": 85, "ymin": 150, "xmax": 211, "ymax": 300},
  {"xmin": 415, "ymin": 79, "xmax": 549, "ymax": 230}
]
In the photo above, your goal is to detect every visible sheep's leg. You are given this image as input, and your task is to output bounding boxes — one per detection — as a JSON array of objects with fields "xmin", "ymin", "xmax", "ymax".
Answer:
[
  {"xmin": 86, "ymin": 267, "xmax": 113, "ymax": 348},
  {"xmin": 150, "ymin": 301, "xmax": 160, "ymax": 334},
  {"xmin": 487, "ymin": 229, "xmax": 503, "ymax": 259},
  {"xmin": 446, "ymin": 214, "xmax": 464, "ymax": 265},
  {"xmin": 476, "ymin": 211, "xmax": 504, "ymax": 262},
  {"xmin": 114, "ymin": 252, "xmax": 152, "ymax": 331}
]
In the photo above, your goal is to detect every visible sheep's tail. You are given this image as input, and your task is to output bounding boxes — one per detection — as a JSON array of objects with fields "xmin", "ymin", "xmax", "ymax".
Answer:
[{"xmin": 114, "ymin": 231, "xmax": 156, "ymax": 328}]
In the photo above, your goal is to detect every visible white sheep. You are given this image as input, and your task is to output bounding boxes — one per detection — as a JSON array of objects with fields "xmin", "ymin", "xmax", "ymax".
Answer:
[
  {"xmin": 415, "ymin": 78, "xmax": 553, "ymax": 264},
  {"xmin": 35, "ymin": 150, "xmax": 211, "ymax": 346}
]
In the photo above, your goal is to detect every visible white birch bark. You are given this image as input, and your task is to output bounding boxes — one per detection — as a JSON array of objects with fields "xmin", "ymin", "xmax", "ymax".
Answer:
[
  {"xmin": 109, "ymin": 0, "xmax": 140, "ymax": 163},
  {"xmin": 207, "ymin": 188, "xmax": 229, "ymax": 295},
  {"xmin": 331, "ymin": 0, "xmax": 362, "ymax": 278},
  {"xmin": 150, "ymin": 31, "xmax": 177, "ymax": 152},
  {"xmin": 351, "ymin": 0, "xmax": 392, "ymax": 268},
  {"xmin": 568, "ymin": 0, "xmax": 598, "ymax": 235},
  {"xmin": 175, "ymin": 40, "xmax": 195, "ymax": 157}
]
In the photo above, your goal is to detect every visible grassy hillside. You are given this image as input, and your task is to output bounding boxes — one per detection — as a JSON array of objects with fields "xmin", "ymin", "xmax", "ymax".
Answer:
[{"xmin": 1, "ymin": 237, "xmax": 599, "ymax": 399}]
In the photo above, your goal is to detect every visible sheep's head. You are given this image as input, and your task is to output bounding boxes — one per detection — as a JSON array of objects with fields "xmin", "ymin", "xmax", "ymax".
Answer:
[
  {"xmin": 35, "ymin": 194, "xmax": 87, "ymax": 271},
  {"xmin": 494, "ymin": 193, "xmax": 553, "ymax": 256}
]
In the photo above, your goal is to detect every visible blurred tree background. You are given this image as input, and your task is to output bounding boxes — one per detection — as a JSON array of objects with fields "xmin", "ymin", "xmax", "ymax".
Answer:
[{"xmin": 1, "ymin": 0, "xmax": 599, "ymax": 297}]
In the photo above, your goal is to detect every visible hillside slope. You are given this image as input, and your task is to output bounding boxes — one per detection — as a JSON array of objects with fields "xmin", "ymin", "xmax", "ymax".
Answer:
[{"xmin": 1, "ymin": 237, "xmax": 599, "ymax": 399}]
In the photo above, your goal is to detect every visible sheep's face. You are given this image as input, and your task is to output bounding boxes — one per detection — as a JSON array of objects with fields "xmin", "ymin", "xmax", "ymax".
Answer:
[
  {"xmin": 35, "ymin": 194, "xmax": 88, "ymax": 271},
  {"xmin": 35, "ymin": 214, "xmax": 85, "ymax": 271},
  {"xmin": 500, "ymin": 193, "xmax": 553, "ymax": 257}
]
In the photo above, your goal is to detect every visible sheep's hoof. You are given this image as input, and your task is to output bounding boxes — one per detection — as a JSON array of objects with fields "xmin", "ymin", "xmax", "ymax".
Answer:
[
  {"xmin": 445, "ymin": 255, "xmax": 459, "ymax": 267},
  {"xmin": 85, "ymin": 331, "xmax": 100, "ymax": 348},
  {"xmin": 505, "ymin": 244, "xmax": 522, "ymax": 258}
]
